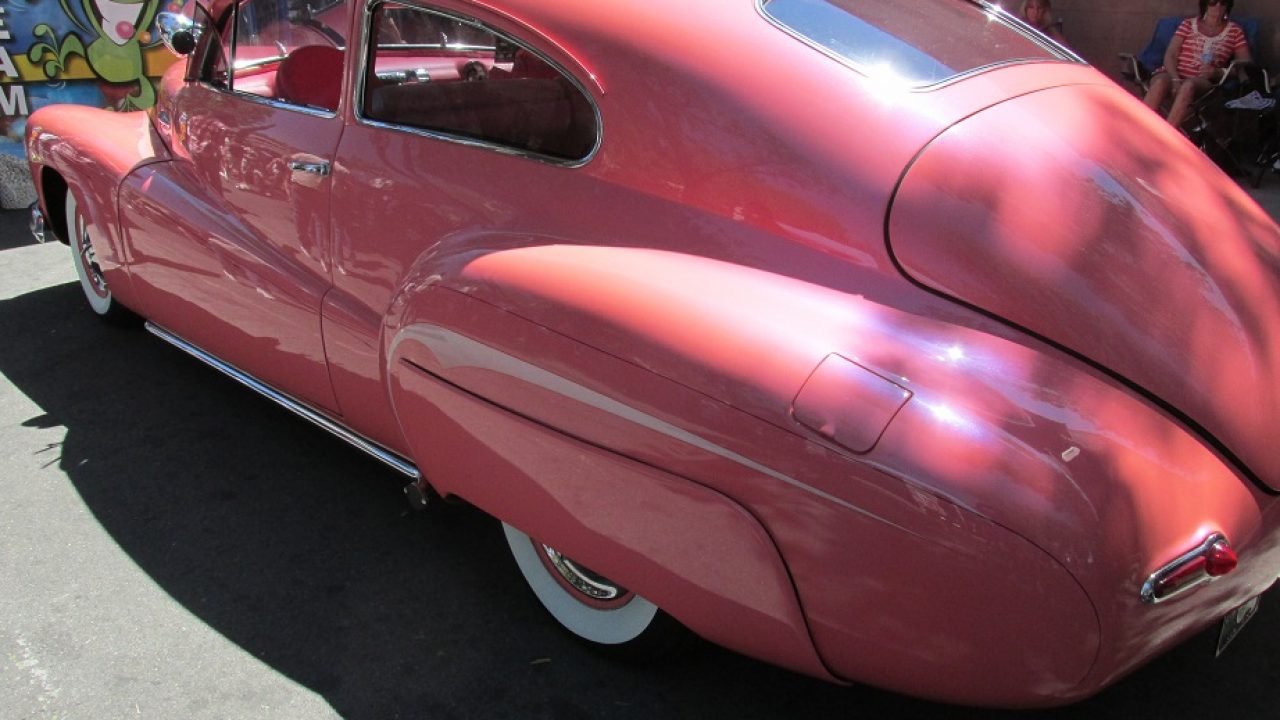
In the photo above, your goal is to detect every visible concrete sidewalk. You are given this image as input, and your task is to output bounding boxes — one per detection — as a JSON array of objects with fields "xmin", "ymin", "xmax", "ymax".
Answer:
[{"xmin": 1245, "ymin": 176, "xmax": 1280, "ymax": 220}]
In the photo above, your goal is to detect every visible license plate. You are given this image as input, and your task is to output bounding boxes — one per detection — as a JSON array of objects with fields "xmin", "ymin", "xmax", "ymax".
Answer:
[{"xmin": 1216, "ymin": 595, "xmax": 1261, "ymax": 657}]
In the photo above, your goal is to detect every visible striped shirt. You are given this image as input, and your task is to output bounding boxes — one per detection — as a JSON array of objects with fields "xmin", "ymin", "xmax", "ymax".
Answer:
[{"xmin": 1173, "ymin": 18, "xmax": 1247, "ymax": 78}]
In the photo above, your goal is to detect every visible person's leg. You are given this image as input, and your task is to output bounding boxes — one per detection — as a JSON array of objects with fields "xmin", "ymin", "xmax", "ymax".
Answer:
[
  {"xmin": 1167, "ymin": 77, "xmax": 1211, "ymax": 129},
  {"xmin": 1144, "ymin": 73, "xmax": 1172, "ymax": 112}
]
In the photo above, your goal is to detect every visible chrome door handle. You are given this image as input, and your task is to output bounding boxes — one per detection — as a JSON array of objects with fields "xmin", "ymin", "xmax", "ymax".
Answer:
[{"xmin": 288, "ymin": 160, "xmax": 331, "ymax": 176}]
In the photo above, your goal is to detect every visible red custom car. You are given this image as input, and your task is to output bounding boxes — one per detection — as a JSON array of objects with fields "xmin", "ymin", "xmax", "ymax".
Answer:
[{"xmin": 23, "ymin": 0, "xmax": 1280, "ymax": 707}]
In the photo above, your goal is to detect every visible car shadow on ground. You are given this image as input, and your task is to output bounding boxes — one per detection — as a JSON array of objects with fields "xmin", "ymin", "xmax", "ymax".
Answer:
[{"xmin": 0, "ymin": 281, "xmax": 1275, "ymax": 720}]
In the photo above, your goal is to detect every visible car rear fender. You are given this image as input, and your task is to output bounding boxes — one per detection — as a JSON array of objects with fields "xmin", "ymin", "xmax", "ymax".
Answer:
[
  {"xmin": 378, "ymin": 241, "xmax": 1119, "ymax": 702},
  {"xmin": 382, "ymin": 284, "xmax": 834, "ymax": 682}
]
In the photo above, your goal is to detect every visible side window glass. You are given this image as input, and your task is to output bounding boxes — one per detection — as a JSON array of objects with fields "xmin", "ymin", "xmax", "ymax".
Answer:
[
  {"xmin": 363, "ymin": 3, "xmax": 598, "ymax": 162},
  {"xmin": 209, "ymin": 0, "xmax": 352, "ymax": 111}
]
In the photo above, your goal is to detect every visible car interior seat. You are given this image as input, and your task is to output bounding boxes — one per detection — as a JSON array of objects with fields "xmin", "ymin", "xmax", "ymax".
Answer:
[{"xmin": 275, "ymin": 45, "xmax": 344, "ymax": 111}]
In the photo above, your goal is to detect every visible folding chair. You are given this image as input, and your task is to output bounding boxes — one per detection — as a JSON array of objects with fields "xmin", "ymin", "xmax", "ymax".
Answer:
[
  {"xmin": 1120, "ymin": 16, "xmax": 1269, "ymax": 175},
  {"xmin": 1120, "ymin": 17, "xmax": 1260, "ymax": 99},
  {"xmin": 1236, "ymin": 73, "xmax": 1279, "ymax": 187},
  {"xmin": 1119, "ymin": 16, "xmax": 1185, "ymax": 97},
  {"xmin": 1183, "ymin": 18, "xmax": 1274, "ymax": 178}
]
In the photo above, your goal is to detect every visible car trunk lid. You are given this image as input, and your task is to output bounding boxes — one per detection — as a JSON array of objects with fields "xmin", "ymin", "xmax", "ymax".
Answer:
[{"xmin": 888, "ymin": 82, "xmax": 1280, "ymax": 491}]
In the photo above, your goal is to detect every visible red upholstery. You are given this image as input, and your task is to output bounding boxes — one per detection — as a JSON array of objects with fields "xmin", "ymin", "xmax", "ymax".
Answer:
[
  {"xmin": 488, "ymin": 49, "xmax": 561, "ymax": 80},
  {"xmin": 366, "ymin": 77, "xmax": 595, "ymax": 158},
  {"xmin": 275, "ymin": 45, "xmax": 344, "ymax": 111}
]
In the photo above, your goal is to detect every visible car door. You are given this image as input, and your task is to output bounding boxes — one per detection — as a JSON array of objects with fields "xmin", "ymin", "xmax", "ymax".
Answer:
[
  {"xmin": 322, "ymin": 0, "xmax": 600, "ymax": 451},
  {"xmin": 124, "ymin": 0, "xmax": 354, "ymax": 413}
]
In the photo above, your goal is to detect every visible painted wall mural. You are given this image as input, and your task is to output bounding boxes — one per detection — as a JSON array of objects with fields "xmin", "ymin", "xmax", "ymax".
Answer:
[{"xmin": 0, "ymin": 0, "xmax": 181, "ymax": 206}]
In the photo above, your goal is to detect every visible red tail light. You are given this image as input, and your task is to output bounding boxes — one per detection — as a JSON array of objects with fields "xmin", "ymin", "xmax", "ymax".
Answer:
[
  {"xmin": 1204, "ymin": 541, "xmax": 1239, "ymax": 577},
  {"xmin": 1141, "ymin": 533, "xmax": 1238, "ymax": 604}
]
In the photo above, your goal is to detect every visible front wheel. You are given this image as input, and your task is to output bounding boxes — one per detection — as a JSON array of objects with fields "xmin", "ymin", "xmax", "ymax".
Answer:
[
  {"xmin": 66, "ymin": 191, "xmax": 136, "ymax": 324},
  {"xmin": 502, "ymin": 522, "xmax": 686, "ymax": 658}
]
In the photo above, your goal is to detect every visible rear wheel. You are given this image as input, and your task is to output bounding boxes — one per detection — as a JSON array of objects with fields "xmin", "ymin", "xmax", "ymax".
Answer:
[
  {"xmin": 66, "ymin": 192, "xmax": 135, "ymax": 324},
  {"xmin": 502, "ymin": 522, "xmax": 685, "ymax": 657}
]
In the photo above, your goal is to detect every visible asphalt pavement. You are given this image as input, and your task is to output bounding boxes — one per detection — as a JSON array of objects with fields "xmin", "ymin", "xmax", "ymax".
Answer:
[{"xmin": 2, "ymin": 189, "xmax": 1279, "ymax": 719}]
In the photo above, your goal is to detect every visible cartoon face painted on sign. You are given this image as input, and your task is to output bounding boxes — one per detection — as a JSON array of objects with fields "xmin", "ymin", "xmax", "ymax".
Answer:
[
  {"xmin": 27, "ymin": 0, "xmax": 162, "ymax": 109},
  {"xmin": 95, "ymin": 0, "xmax": 150, "ymax": 45}
]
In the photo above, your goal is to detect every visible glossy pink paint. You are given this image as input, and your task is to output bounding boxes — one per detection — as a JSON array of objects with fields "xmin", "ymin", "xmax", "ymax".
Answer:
[
  {"xmin": 891, "ymin": 81, "xmax": 1280, "ymax": 493},
  {"xmin": 24, "ymin": 0, "xmax": 1280, "ymax": 708}
]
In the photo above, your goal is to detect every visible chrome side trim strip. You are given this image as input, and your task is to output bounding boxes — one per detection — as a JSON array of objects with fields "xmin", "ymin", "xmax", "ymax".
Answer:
[
  {"xmin": 195, "ymin": 79, "xmax": 340, "ymax": 119},
  {"xmin": 145, "ymin": 322, "xmax": 420, "ymax": 480}
]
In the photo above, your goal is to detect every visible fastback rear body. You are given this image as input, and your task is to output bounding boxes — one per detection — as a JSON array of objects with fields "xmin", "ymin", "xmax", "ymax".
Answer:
[{"xmin": 24, "ymin": 0, "xmax": 1280, "ymax": 707}]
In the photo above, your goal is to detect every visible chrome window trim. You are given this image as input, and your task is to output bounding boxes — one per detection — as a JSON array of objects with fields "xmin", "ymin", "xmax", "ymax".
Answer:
[
  {"xmin": 199, "ymin": 82, "xmax": 342, "ymax": 118},
  {"xmin": 986, "ymin": 2, "xmax": 1085, "ymax": 63},
  {"xmin": 194, "ymin": 0, "xmax": 343, "ymax": 117},
  {"xmin": 353, "ymin": 0, "xmax": 601, "ymax": 168},
  {"xmin": 755, "ymin": 0, "xmax": 1082, "ymax": 91},
  {"xmin": 379, "ymin": 41, "xmax": 495, "ymax": 52}
]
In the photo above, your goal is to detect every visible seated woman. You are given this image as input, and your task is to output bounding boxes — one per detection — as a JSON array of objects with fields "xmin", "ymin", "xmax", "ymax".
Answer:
[
  {"xmin": 1143, "ymin": 0, "xmax": 1251, "ymax": 130},
  {"xmin": 1020, "ymin": 0, "xmax": 1067, "ymax": 45}
]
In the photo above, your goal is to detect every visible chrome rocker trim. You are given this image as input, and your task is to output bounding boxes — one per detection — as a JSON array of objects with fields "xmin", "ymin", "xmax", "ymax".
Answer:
[{"xmin": 146, "ymin": 322, "xmax": 420, "ymax": 480}]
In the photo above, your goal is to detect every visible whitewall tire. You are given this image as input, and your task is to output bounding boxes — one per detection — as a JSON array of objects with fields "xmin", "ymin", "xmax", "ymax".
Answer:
[
  {"xmin": 502, "ymin": 521, "xmax": 684, "ymax": 654},
  {"xmin": 66, "ymin": 191, "xmax": 133, "ymax": 323}
]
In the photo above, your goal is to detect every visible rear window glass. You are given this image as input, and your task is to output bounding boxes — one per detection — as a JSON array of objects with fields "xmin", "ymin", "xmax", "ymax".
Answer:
[
  {"xmin": 760, "ymin": 0, "xmax": 1071, "ymax": 86},
  {"xmin": 362, "ymin": 2, "xmax": 598, "ymax": 162}
]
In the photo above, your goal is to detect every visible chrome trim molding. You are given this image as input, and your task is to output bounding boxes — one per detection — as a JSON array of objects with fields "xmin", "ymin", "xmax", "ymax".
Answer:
[
  {"xmin": 542, "ymin": 544, "xmax": 622, "ymax": 600},
  {"xmin": 195, "ymin": 80, "xmax": 341, "ymax": 118},
  {"xmin": 157, "ymin": 11, "xmax": 201, "ymax": 56},
  {"xmin": 145, "ymin": 322, "xmax": 420, "ymax": 480},
  {"xmin": 28, "ymin": 202, "xmax": 46, "ymax": 244},
  {"xmin": 288, "ymin": 159, "xmax": 332, "ymax": 176},
  {"xmin": 223, "ymin": 88, "xmax": 340, "ymax": 118},
  {"xmin": 754, "ymin": 0, "xmax": 1081, "ymax": 92},
  {"xmin": 1140, "ymin": 532, "xmax": 1231, "ymax": 604}
]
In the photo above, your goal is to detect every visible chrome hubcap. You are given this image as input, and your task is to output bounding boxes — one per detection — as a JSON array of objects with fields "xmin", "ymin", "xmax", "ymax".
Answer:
[
  {"xmin": 541, "ymin": 544, "xmax": 623, "ymax": 600},
  {"xmin": 77, "ymin": 219, "xmax": 107, "ymax": 294}
]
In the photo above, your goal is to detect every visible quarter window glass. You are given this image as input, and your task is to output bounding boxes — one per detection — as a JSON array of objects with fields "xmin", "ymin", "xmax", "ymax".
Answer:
[
  {"xmin": 762, "ymin": 0, "xmax": 1072, "ymax": 86},
  {"xmin": 214, "ymin": 0, "xmax": 352, "ymax": 110},
  {"xmin": 363, "ymin": 3, "xmax": 597, "ymax": 162}
]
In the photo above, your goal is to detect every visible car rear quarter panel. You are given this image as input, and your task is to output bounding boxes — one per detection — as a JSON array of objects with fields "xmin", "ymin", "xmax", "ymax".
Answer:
[
  {"xmin": 387, "ymin": 320, "xmax": 835, "ymax": 680},
  {"xmin": 381, "ymin": 281, "xmax": 1103, "ymax": 706},
  {"xmin": 386, "ymin": 236, "xmax": 1280, "ymax": 704}
]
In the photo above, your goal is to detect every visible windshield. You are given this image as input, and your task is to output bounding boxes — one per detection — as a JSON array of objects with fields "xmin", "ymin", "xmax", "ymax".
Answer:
[{"xmin": 760, "ymin": 0, "xmax": 1074, "ymax": 87}]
